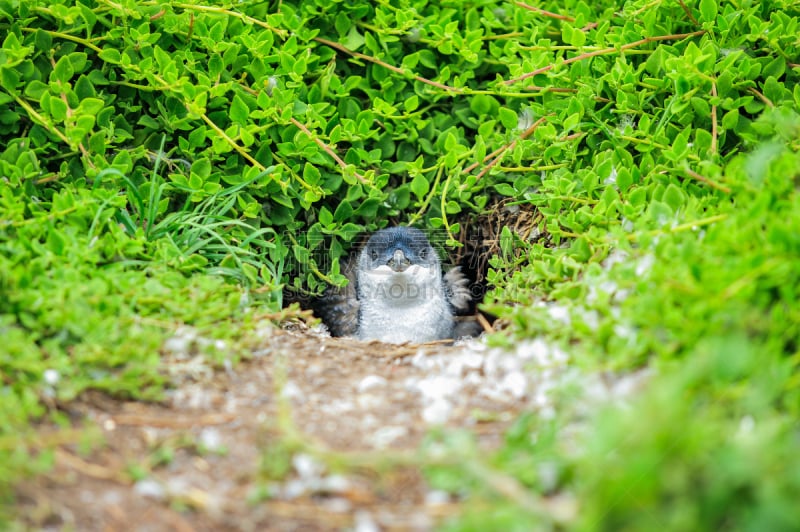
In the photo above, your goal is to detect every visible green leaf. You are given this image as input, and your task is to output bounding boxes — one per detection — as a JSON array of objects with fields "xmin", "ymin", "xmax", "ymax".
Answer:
[
  {"xmin": 34, "ymin": 29, "xmax": 52, "ymax": 51},
  {"xmin": 445, "ymin": 200, "xmax": 461, "ymax": 214},
  {"xmin": 191, "ymin": 158, "xmax": 212, "ymax": 179},
  {"xmin": 230, "ymin": 94, "xmax": 249, "ymax": 125},
  {"xmin": 410, "ymin": 174, "xmax": 429, "ymax": 200},
  {"xmin": 722, "ymin": 109, "xmax": 739, "ymax": 130},
  {"xmin": 303, "ymin": 163, "xmax": 321, "ymax": 185},
  {"xmin": 662, "ymin": 183, "xmax": 685, "ymax": 212},
  {"xmin": 98, "ymin": 48, "xmax": 121, "ymax": 64},
  {"xmin": 52, "ymin": 55, "xmax": 75, "ymax": 82},
  {"xmin": 77, "ymin": 97, "xmax": 104, "ymax": 115},
  {"xmin": 698, "ymin": 0, "xmax": 718, "ymax": 23},
  {"xmin": 24, "ymin": 80, "xmax": 48, "ymax": 99},
  {"xmin": 318, "ymin": 206, "xmax": 333, "ymax": 226},
  {"xmin": 333, "ymin": 200, "xmax": 353, "ymax": 222},
  {"xmin": 469, "ymin": 94, "xmax": 498, "ymax": 116},
  {"xmin": 494, "ymin": 183, "xmax": 515, "ymax": 196},
  {"xmin": 342, "ymin": 26, "xmax": 365, "ymax": 51},
  {"xmin": 498, "ymin": 107, "xmax": 518, "ymax": 129},
  {"xmin": 1, "ymin": 66, "xmax": 20, "ymax": 91}
]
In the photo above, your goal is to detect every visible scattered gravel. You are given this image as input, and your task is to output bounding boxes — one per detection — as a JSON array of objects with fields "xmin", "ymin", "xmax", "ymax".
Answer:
[{"xmin": 18, "ymin": 328, "xmax": 652, "ymax": 531}]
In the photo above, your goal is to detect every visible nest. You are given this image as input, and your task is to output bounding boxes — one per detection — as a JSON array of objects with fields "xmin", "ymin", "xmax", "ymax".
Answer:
[{"xmin": 452, "ymin": 197, "xmax": 550, "ymax": 285}]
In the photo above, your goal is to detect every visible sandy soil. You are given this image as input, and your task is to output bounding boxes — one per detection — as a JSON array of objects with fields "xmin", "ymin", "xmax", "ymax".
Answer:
[{"xmin": 15, "ymin": 326, "xmax": 574, "ymax": 531}]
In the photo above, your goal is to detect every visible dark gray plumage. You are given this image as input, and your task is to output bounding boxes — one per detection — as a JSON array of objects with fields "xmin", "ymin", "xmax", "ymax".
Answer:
[{"xmin": 313, "ymin": 227, "xmax": 474, "ymax": 343}]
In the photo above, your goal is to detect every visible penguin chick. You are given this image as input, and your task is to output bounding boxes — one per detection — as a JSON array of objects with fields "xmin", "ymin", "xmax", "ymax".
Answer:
[{"xmin": 313, "ymin": 227, "xmax": 472, "ymax": 343}]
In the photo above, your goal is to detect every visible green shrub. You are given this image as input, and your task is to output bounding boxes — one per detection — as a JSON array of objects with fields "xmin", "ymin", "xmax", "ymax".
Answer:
[{"xmin": 1, "ymin": 0, "xmax": 799, "ymax": 528}]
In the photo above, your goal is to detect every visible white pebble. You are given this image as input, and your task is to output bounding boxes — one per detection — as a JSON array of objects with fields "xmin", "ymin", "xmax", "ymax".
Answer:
[
  {"xmin": 43, "ymin": 369, "xmax": 60, "ymax": 385},
  {"xmin": 357, "ymin": 393, "xmax": 386, "ymax": 409},
  {"xmin": 280, "ymin": 381, "xmax": 303, "ymax": 401},
  {"xmin": 357, "ymin": 375, "xmax": 387, "ymax": 393},
  {"xmin": 320, "ymin": 474, "xmax": 351, "ymax": 493},
  {"xmin": 163, "ymin": 335, "xmax": 191, "ymax": 356},
  {"xmin": 199, "ymin": 427, "xmax": 222, "ymax": 451},
  {"xmin": 354, "ymin": 510, "xmax": 379, "ymax": 532},
  {"xmin": 282, "ymin": 478, "xmax": 307, "ymax": 499},
  {"xmin": 422, "ymin": 398, "xmax": 452, "ymax": 425},
  {"xmin": 366, "ymin": 426, "xmax": 408, "ymax": 449},
  {"xmin": 293, "ymin": 453, "xmax": 323, "ymax": 480},
  {"xmin": 425, "ymin": 490, "xmax": 451, "ymax": 505},
  {"xmin": 133, "ymin": 479, "xmax": 165, "ymax": 500},
  {"xmin": 547, "ymin": 304, "xmax": 571, "ymax": 325},
  {"xmin": 323, "ymin": 497, "xmax": 352, "ymax": 513},
  {"xmin": 501, "ymin": 371, "xmax": 528, "ymax": 399},
  {"xmin": 415, "ymin": 376, "xmax": 461, "ymax": 401}
]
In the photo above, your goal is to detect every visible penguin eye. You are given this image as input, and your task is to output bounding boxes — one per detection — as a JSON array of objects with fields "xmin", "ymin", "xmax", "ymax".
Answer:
[
  {"xmin": 371, "ymin": 250, "xmax": 378, "ymax": 260},
  {"xmin": 419, "ymin": 248, "xmax": 427, "ymax": 259}
]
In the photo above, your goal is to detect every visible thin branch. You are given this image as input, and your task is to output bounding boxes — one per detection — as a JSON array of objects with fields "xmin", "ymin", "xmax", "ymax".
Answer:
[
  {"xmin": 504, "ymin": 30, "xmax": 706, "ymax": 86},
  {"xmin": 515, "ymin": 2, "xmax": 574, "ymax": 22},
  {"xmin": 111, "ymin": 412, "xmax": 237, "ymax": 428},
  {"xmin": 171, "ymin": 2, "xmax": 288, "ymax": 38},
  {"xmin": 198, "ymin": 113, "xmax": 265, "ymax": 170},
  {"xmin": 20, "ymin": 27, "xmax": 104, "ymax": 53},
  {"xmin": 476, "ymin": 312, "xmax": 495, "ymax": 333},
  {"xmin": 561, "ymin": 131, "xmax": 586, "ymax": 141},
  {"xmin": 51, "ymin": 55, "xmax": 97, "ymax": 171},
  {"xmin": 313, "ymin": 36, "xmax": 463, "ymax": 93},
  {"xmin": 624, "ymin": 213, "xmax": 728, "ymax": 241},
  {"xmin": 465, "ymin": 115, "xmax": 552, "ymax": 175},
  {"xmin": 9, "ymin": 92, "xmax": 72, "ymax": 146},
  {"xmin": 676, "ymin": 0, "xmax": 700, "ymax": 26},
  {"xmin": 474, "ymin": 116, "xmax": 548, "ymax": 180},
  {"xmin": 514, "ymin": 1, "xmax": 597, "ymax": 30},
  {"xmin": 55, "ymin": 448, "xmax": 128, "ymax": 483},
  {"xmin": 748, "ymin": 87, "xmax": 774, "ymax": 108},
  {"xmin": 683, "ymin": 167, "xmax": 731, "ymax": 193},
  {"xmin": 520, "ymin": 85, "xmax": 579, "ymax": 93},
  {"xmin": 464, "ymin": 145, "xmax": 509, "ymax": 175},
  {"xmin": 289, "ymin": 117, "xmax": 367, "ymax": 184},
  {"xmin": 710, "ymin": 82, "xmax": 718, "ymax": 156}
]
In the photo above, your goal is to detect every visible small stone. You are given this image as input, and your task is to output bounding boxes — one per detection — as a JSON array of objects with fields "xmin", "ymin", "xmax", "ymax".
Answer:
[
  {"xmin": 367, "ymin": 426, "xmax": 408, "ymax": 449},
  {"xmin": 323, "ymin": 497, "xmax": 352, "ymax": 513},
  {"xmin": 422, "ymin": 398, "xmax": 452, "ymax": 425},
  {"xmin": 501, "ymin": 371, "xmax": 528, "ymax": 399},
  {"xmin": 133, "ymin": 479, "xmax": 165, "ymax": 500},
  {"xmin": 43, "ymin": 369, "xmax": 60, "ymax": 385},
  {"xmin": 415, "ymin": 376, "xmax": 461, "ymax": 401},
  {"xmin": 354, "ymin": 510, "xmax": 379, "ymax": 532},
  {"xmin": 293, "ymin": 453, "xmax": 323, "ymax": 480},
  {"xmin": 199, "ymin": 427, "xmax": 222, "ymax": 451},
  {"xmin": 357, "ymin": 375, "xmax": 387, "ymax": 393},
  {"xmin": 321, "ymin": 474, "xmax": 351, "ymax": 493},
  {"xmin": 357, "ymin": 393, "xmax": 385, "ymax": 409},
  {"xmin": 425, "ymin": 490, "xmax": 451, "ymax": 505},
  {"xmin": 282, "ymin": 479, "xmax": 307, "ymax": 499},
  {"xmin": 280, "ymin": 381, "xmax": 303, "ymax": 401},
  {"xmin": 547, "ymin": 304, "xmax": 571, "ymax": 325},
  {"xmin": 163, "ymin": 335, "xmax": 191, "ymax": 356}
]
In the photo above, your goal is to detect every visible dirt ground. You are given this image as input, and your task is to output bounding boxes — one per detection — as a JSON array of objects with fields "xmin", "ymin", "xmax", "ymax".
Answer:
[{"xmin": 14, "ymin": 325, "xmax": 576, "ymax": 531}]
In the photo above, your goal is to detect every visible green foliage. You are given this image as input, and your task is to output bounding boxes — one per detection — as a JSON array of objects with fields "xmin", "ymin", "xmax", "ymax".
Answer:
[
  {"xmin": 574, "ymin": 337, "xmax": 800, "ymax": 531},
  {"xmin": 0, "ymin": 0, "xmax": 799, "ymax": 528}
]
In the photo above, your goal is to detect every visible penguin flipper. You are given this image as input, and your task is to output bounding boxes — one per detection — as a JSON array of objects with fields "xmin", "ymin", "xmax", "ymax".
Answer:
[
  {"xmin": 444, "ymin": 266, "xmax": 472, "ymax": 313},
  {"xmin": 311, "ymin": 256, "xmax": 360, "ymax": 337}
]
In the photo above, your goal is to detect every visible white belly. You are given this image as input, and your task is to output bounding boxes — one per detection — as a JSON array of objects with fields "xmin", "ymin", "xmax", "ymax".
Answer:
[{"xmin": 357, "ymin": 266, "xmax": 453, "ymax": 343}]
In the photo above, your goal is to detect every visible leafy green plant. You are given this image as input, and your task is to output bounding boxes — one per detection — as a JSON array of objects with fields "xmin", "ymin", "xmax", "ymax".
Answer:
[{"xmin": 1, "ymin": 0, "xmax": 799, "ymax": 528}]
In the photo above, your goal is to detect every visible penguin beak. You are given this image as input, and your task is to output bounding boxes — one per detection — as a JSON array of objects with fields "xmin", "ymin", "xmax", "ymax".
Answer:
[{"xmin": 388, "ymin": 249, "xmax": 410, "ymax": 272}]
